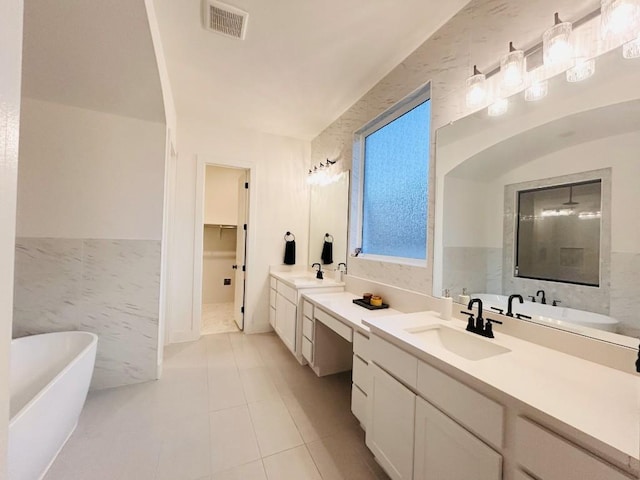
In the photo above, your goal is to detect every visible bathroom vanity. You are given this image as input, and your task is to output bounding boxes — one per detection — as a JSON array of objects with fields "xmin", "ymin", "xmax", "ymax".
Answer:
[
  {"xmin": 268, "ymin": 270, "xmax": 344, "ymax": 363},
  {"xmin": 298, "ymin": 288, "xmax": 639, "ymax": 480}
]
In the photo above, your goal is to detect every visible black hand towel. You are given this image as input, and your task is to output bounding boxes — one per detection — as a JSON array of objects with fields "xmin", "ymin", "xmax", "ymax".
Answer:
[
  {"xmin": 321, "ymin": 240, "xmax": 333, "ymax": 264},
  {"xmin": 284, "ymin": 240, "xmax": 296, "ymax": 265}
]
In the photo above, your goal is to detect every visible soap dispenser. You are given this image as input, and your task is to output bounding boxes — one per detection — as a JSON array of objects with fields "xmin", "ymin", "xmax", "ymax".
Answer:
[
  {"xmin": 441, "ymin": 289, "xmax": 453, "ymax": 321},
  {"xmin": 458, "ymin": 287, "xmax": 470, "ymax": 306}
]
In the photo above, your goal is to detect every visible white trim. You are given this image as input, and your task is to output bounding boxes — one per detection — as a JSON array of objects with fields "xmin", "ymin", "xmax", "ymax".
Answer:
[
  {"xmin": 192, "ymin": 155, "xmax": 256, "ymax": 338},
  {"xmin": 354, "ymin": 253, "xmax": 427, "ymax": 268}
]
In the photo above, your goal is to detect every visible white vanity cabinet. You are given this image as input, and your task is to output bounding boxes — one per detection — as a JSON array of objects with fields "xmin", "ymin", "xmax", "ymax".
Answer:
[
  {"xmin": 351, "ymin": 330, "xmax": 371, "ymax": 429},
  {"xmin": 367, "ymin": 363, "xmax": 416, "ymax": 480},
  {"xmin": 514, "ymin": 417, "xmax": 635, "ymax": 480},
  {"xmin": 367, "ymin": 334, "xmax": 503, "ymax": 480},
  {"xmin": 414, "ymin": 396, "xmax": 502, "ymax": 480},
  {"xmin": 268, "ymin": 273, "xmax": 343, "ymax": 363}
]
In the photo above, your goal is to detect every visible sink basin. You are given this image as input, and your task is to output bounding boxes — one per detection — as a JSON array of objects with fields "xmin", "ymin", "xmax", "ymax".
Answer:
[{"xmin": 406, "ymin": 325, "xmax": 511, "ymax": 361}]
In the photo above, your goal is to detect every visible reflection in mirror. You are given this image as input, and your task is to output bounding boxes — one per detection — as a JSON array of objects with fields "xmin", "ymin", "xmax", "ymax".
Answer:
[
  {"xmin": 309, "ymin": 171, "xmax": 349, "ymax": 270},
  {"xmin": 433, "ymin": 47, "xmax": 640, "ymax": 346},
  {"xmin": 516, "ymin": 180, "xmax": 602, "ymax": 286}
]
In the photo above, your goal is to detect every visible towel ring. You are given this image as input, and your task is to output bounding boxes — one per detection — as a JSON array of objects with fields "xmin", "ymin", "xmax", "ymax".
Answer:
[
  {"xmin": 284, "ymin": 231, "xmax": 295, "ymax": 241},
  {"xmin": 324, "ymin": 233, "xmax": 334, "ymax": 243}
]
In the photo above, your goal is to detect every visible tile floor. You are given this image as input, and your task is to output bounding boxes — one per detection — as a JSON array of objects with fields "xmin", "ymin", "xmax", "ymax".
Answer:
[
  {"xmin": 44, "ymin": 332, "xmax": 389, "ymax": 480},
  {"xmin": 201, "ymin": 303, "xmax": 240, "ymax": 335}
]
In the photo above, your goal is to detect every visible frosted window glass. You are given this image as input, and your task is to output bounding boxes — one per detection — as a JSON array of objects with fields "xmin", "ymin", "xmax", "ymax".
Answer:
[{"xmin": 362, "ymin": 101, "xmax": 430, "ymax": 259}]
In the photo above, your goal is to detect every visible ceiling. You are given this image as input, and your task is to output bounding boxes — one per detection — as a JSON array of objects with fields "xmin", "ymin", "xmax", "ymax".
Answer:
[
  {"xmin": 152, "ymin": 0, "xmax": 470, "ymax": 140},
  {"xmin": 21, "ymin": 0, "xmax": 165, "ymax": 123}
]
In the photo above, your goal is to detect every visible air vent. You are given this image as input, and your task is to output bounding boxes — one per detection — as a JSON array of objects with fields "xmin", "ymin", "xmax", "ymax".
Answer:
[{"xmin": 203, "ymin": 1, "xmax": 248, "ymax": 40}]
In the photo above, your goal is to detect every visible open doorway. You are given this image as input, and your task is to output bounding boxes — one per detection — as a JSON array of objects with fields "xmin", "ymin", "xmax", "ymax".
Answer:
[{"xmin": 200, "ymin": 165, "xmax": 249, "ymax": 334}]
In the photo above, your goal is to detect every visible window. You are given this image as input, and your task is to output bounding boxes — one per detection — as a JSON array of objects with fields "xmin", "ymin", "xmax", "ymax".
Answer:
[
  {"xmin": 354, "ymin": 85, "xmax": 431, "ymax": 261},
  {"xmin": 516, "ymin": 179, "xmax": 602, "ymax": 286}
]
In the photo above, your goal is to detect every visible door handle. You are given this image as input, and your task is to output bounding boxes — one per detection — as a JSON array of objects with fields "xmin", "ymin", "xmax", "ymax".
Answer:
[{"xmin": 232, "ymin": 265, "xmax": 238, "ymax": 270}]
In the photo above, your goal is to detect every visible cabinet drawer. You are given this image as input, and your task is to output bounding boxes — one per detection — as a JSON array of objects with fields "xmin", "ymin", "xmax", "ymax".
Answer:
[
  {"xmin": 303, "ymin": 300, "xmax": 314, "ymax": 319},
  {"xmin": 302, "ymin": 316, "xmax": 314, "ymax": 340},
  {"xmin": 352, "ymin": 354, "xmax": 371, "ymax": 393},
  {"xmin": 270, "ymin": 276, "xmax": 277, "ymax": 289},
  {"xmin": 315, "ymin": 308, "xmax": 352, "ymax": 342},
  {"xmin": 277, "ymin": 281, "xmax": 297, "ymax": 304},
  {"xmin": 353, "ymin": 331, "xmax": 370, "ymax": 362},
  {"xmin": 269, "ymin": 306, "xmax": 275, "ymax": 328},
  {"xmin": 269, "ymin": 288, "xmax": 276, "ymax": 308},
  {"xmin": 302, "ymin": 337, "xmax": 313, "ymax": 363},
  {"xmin": 417, "ymin": 360, "xmax": 503, "ymax": 449},
  {"xmin": 515, "ymin": 417, "xmax": 633, "ymax": 480},
  {"xmin": 351, "ymin": 384, "xmax": 367, "ymax": 429},
  {"xmin": 370, "ymin": 335, "xmax": 418, "ymax": 389}
]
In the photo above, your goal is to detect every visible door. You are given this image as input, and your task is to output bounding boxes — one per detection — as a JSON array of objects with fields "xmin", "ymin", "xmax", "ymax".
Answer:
[{"xmin": 234, "ymin": 172, "xmax": 248, "ymax": 329}]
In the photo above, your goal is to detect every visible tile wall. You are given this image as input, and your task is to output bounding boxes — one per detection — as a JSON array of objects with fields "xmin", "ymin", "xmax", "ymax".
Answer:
[{"xmin": 13, "ymin": 238, "xmax": 160, "ymax": 389}]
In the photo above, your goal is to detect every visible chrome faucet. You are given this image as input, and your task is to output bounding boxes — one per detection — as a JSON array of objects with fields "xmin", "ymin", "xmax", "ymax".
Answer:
[
  {"xmin": 311, "ymin": 262, "xmax": 323, "ymax": 279},
  {"xmin": 507, "ymin": 294, "xmax": 523, "ymax": 317}
]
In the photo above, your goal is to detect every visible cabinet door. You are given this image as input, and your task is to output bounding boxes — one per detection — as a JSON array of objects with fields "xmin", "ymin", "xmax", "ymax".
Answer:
[
  {"xmin": 414, "ymin": 396, "xmax": 502, "ymax": 480},
  {"xmin": 275, "ymin": 293, "xmax": 296, "ymax": 353},
  {"xmin": 366, "ymin": 363, "xmax": 416, "ymax": 480}
]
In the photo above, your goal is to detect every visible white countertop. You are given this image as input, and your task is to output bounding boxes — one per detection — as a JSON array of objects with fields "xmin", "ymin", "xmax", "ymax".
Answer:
[
  {"xmin": 270, "ymin": 270, "xmax": 344, "ymax": 289},
  {"xmin": 364, "ymin": 311, "xmax": 640, "ymax": 471},
  {"xmin": 302, "ymin": 292, "xmax": 404, "ymax": 335}
]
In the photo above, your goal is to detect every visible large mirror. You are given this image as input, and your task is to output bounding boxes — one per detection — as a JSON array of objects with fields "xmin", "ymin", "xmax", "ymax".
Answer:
[
  {"xmin": 433, "ymin": 46, "xmax": 640, "ymax": 348},
  {"xmin": 309, "ymin": 171, "xmax": 350, "ymax": 269}
]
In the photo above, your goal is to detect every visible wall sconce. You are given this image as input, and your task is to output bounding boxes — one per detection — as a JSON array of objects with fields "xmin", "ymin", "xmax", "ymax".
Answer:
[
  {"xmin": 307, "ymin": 158, "xmax": 339, "ymax": 185},
  {"xmin": 543, "ymin": 12, "xmax": 573, "ymax": 66},
  {"xmin": 623, "ymin": 35, "xmax": 640, "ymax": 57},
  {"xmin": 488, "ymin": 98, "xmax": 508, "ymax": 116},
  {"xmin": 465, "ymin": 65, "xmax": 487, "ymax": 108},
  {"xmin": 500, "ymin": 42, "xmax": 525, "ymax": 92},
  {"xmin": 566, "ymin": 57, "xmax": 596, "ymax": 82}
]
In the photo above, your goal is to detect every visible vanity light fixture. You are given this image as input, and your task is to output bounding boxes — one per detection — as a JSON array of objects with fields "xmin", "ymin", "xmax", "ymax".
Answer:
[
  {"xmin": 488, "ymin": 98, "xmax": 508, "ymax": 116},
  {"xmin": 465, "ymin": 65, "xmax": 487, "ymax": 108},
  {"xmin": 601, "ymin": 0, "xmax": 640, "ymax": 40},
  {"xmin": 623, "ymin": 35, "xmax": 640, "ymax": 57},
  {"xmin": 566, "ymin": 57, "xmax": 596, "ymax": 82},
  {"xmin": 543, "ymin": 12, "xmax": 573, "ymax": 66},
  {"xmin": 500, "ymin": 42, "xmax": 525, "ymax": 91},
  {"xmin": 307, "ymin": 158, "xmax": 340, "ymax": 185}
]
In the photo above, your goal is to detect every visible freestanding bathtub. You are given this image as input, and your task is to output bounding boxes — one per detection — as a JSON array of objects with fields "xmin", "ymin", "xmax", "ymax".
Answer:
[{"xmin": 8, "ymin": 331, "xmax": 98, "ymax": 480}]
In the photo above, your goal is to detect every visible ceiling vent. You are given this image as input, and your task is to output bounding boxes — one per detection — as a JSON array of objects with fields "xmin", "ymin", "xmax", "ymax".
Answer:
[{"xmin": 203, "ymin": 1, "xmax": 248, "ymax": 40}]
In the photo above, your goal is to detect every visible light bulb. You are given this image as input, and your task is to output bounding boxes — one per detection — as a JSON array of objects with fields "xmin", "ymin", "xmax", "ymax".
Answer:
[
  {"xmin": 500, "ymin": 42, "xmax": 525, "ymax": 91},
  {"xmin": 488, "ymin": 98, "xmax": 508, "ymax": 116},
  {"xmin": 601, "ymin": 0, "xmax": 640, "ymax": 39},
  {"xmin": 543, "ymin": 13, "xmax": 573, "ymax": 66},
  {"xmin": 465, "ymin": 66, "xmax": 487, "ymax": 108},
  {"xmin": 623, "ymin": 35, "xmax": 640, "ymax": 57},
  {"xmin": 525, "ymin": 80, "xmax": 549, "ymax": 101},
  {"xmin": 566, "ymin": 57, "xmax": 595, "ymax": 82}
]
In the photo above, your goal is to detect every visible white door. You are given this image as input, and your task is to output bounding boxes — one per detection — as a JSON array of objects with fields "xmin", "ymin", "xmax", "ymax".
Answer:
[{"xmin": 233, "ymin": 171, "xmax": 248, "ymax": 329}]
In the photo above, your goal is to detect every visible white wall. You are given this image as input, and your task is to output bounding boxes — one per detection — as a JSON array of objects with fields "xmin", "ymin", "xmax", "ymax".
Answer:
[
  {"xmin": 202, "ymin": 226, "xmax": 236, "ymax": 304},
  {"xmin": 204, "ymin": 166, "xmax": 243, "ymax": 226},
  {"xmin": 0, "ymin": 0, "xmax": 23, "ymax": 475},
  {"xmin": 16, "ymin": 98, "xmax": 166, "ymax": 240},
  {"xmin": 166, "ymin": 120, "xmax": 310, "ymax": 340}
]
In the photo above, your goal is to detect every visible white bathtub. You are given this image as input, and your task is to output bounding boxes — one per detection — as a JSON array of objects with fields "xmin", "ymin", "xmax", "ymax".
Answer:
[
  {"xmin": 9, "ymin": 331, "xmax": 98, "ymax": 480},
  {"xmin": 470, "ymin": 293, "xmax": 619, "ymax": 333}
]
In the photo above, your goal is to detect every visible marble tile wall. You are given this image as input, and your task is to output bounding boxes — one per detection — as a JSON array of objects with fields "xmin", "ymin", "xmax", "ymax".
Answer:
[
  {"xmin": 13, "ymin": 238, "xmax": 160, "ymax": 389},
  {"xmin": 311, "ymin": 0, "xmax": 596, "ymax": 295},
  {"xmin": 610, "ymin": 252, "xmax": 640, "ymax": 338}
]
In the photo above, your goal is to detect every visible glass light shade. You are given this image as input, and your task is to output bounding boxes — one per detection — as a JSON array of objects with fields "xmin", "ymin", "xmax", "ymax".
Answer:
[
  {"xmin": 601, "ymin": 0, "xmax": 640, "ymax": 39},
  {"xmin": 488, "ymin": 98, "xmax": 508, "ymax": 116},
  {"xmin": 543, "ymin": 20, "xmax": 573, "ymax": 65},
  {"xmin": 566, "ymin": 57, "xmax": 595, "ymax": 82},
  {"xmin": 500, "ymin": 48, "xmax": 525, "ymax": 90},
  {"xmin": 524, "ymin": 80, "xmax": 549, "ymax": 101},
  {"xmin": 466, "ymin": 72, "xmax": 487, "ymax": 108},
  {"xmin": 623, "ymin": 35, "xmax": 640, "ymax": 57}
]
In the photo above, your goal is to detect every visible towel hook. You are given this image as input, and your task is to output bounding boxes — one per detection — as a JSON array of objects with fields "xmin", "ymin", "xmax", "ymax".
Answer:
[
  {"xmin": 324, "ymin": 233, "xmax": 334, "ymax": 242},
  {"xmin": 284, "ymin": 231, "xmax": 295, "ymax": 241}
]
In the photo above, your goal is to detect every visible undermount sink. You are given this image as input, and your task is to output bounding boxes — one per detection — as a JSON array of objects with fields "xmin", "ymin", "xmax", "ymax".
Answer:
[{"xmin": 406, "ymin": 324, "xmax": 511, "ymax": 361}]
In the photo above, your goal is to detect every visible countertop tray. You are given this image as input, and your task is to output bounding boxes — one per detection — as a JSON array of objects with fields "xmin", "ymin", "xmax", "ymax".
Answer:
[{"xmin": 352, "ymin": 298, "xmax": 389, "ymax": 310}]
